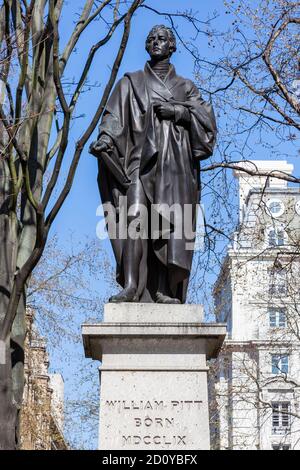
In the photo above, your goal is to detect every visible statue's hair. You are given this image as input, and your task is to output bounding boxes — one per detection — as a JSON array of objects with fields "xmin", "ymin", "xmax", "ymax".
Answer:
[{"xmin": 146, "ymin": 25, "xmax": 177, "ymax": 53}]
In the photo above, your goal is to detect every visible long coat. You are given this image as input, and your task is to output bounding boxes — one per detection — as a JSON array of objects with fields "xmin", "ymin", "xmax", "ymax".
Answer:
[{"xmin": 94, "ymin": 62, "xmax": 217, "ymax": 302}]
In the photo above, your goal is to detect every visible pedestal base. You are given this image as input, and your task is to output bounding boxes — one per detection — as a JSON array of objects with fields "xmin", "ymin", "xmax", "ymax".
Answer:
[{"xmin": 82, "ymin": 303, "xmax": 226, "ymax": 450}]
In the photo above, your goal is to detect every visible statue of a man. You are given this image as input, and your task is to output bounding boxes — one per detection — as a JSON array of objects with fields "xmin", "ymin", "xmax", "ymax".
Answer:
[{"xmin": 89, "ymin": 25, "xmax": 217, "ymax": 304}]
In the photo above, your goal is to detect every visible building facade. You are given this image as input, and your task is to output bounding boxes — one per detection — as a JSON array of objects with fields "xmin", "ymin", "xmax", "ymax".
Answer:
[
  {"xmin": 20, "ymin": 309, "xmax": 67, "ymax": 450},
  {"xmin": 211, "ymin": 161, "xmax": 300, "ymax": 450}
]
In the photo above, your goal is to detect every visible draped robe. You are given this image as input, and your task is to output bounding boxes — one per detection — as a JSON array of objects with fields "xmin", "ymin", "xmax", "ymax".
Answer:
[{"xmin": 94, "ymin": 62, "xmax": 217, "ymax": 302}]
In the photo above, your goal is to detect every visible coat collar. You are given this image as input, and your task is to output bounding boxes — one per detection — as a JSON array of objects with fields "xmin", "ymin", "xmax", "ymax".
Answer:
[
  {"xmin": 144, "ymin": 62, "xmax": 178, "ymax": 101},
  {"xmin": 124, "ymin": 63, "xmax": 182, "ymax": 112}
]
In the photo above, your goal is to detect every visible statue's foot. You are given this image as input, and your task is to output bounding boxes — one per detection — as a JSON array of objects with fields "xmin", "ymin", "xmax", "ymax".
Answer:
[
  {"xmin": 156, "ymin": 292, "xmax": 181, "ymax": 304},
  {"xmin": 109, "ymin": 286, "xmax": 137, "ymax": 303}
]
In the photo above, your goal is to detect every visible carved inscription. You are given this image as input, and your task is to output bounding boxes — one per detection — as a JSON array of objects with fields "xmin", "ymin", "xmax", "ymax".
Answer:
[
  {"xmin": 105, "ymin": 400, "xmax": 202, "ymax": 411},
  {"xmin": 103, "ymin": 399, "xmax": 203, "ymax": 447},
  {"xmin": 134, "ymin": 417, "xmax": 174, "ymax": 428},
  {"xmin": 122, "ymin": 435, "xmax": 186, "ymax": 446}
]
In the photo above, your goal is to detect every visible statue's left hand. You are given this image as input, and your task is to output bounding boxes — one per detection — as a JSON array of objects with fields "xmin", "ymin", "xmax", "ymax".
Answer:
[{"xmin": 154, "ymin": 102, "xmax": 175, "ymax": 120}]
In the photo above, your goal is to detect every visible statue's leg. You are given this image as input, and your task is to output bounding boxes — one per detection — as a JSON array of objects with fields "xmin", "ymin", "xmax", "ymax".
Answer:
[
  {"xmin": 122, "ymin": 234, "xmax": 143, "ymax": 298},
  {"xmin": 109, "ymin": 178, "xmax": 147, "ymax": 302},
  {"xmin": 156, "ymin": 262, "xmax": 181, "ymax": 304}
]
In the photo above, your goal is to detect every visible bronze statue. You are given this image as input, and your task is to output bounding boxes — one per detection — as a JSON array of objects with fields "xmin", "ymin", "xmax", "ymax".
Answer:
[{"xmin": 89, "ymin": 25, "xmax": 217, "ymax": 304}]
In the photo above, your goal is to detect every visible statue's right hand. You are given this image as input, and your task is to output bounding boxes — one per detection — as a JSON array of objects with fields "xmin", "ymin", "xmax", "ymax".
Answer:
[{"xmin": 89, "ymin": 140, "xmax": 110, "ymax": 158}]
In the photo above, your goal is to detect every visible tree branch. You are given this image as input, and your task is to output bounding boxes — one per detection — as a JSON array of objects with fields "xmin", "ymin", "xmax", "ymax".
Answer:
[
  {"xmin": 45, "ymin": 0, "xmax": 143, "ymax": 228},
  {"xmin": 262, "ymin": 17, "xmax": 300, "ymax": 115},
  {"xmin": 60, "ymin": 0, "xmax": 112, "ymax": 71}
]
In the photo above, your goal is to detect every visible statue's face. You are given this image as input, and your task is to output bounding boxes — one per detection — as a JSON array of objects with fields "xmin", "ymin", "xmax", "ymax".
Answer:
[{"xmin": 146, "ymin": 28, "xmax": 172, "ymax": 60}]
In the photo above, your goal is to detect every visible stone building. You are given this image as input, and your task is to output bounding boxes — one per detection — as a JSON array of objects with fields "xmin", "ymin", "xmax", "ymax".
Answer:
[
  {"xmin": 20, "ymin": 310, "xmax": 67, "ymax": 450},
  {"xmin": 211, "ymin": 161, "xmax": 300, "ymax": 450}
]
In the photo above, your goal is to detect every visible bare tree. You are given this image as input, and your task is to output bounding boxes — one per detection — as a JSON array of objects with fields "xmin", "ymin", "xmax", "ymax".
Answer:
[
  {"xmin": 0, "ymin": 0, "xmax": 143, "ymax": 449},
  {"xmin": 191, "ymin": 0, "xmax": 300, "ymax": 153},
  {"xmin": 182, "ymin": 0, "xmax": 300, "ymax": 309}
]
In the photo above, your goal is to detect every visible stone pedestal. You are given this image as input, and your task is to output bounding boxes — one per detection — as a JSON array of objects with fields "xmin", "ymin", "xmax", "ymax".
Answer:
[{"xmin": 82, "ymin": 303, "xmax": 226, "ymax": 450}]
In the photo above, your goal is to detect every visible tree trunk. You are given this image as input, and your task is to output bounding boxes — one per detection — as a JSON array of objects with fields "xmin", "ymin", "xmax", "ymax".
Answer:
[
  {"xmin": 0, "ymin": 342, "xmax": 18, "ymax": 450},
  {"xmin": 0, "ymin": 159, "xmax": 21, "ymax": 449},
  {"xmin": 11, "ymin": 292, "xmax": 26, "ymax": 449}
]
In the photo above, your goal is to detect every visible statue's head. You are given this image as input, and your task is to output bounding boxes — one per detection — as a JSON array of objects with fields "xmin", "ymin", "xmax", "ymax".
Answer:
[{"xmin": 145, "ymin": 25, "xmax": 177, "ymax": 60}]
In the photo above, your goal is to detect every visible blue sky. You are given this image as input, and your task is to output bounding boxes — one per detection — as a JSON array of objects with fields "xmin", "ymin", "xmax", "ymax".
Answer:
[
  {"xmin": 41, "ymin": 0, "xmax": 299, "ymax": 448},
  {"xmin": 51, "ymin": 0, "xmax": 228, "ymax": 245},
  {"xmin": 51, "ymin": 0, "xmax": 299, "ymax": 253}
]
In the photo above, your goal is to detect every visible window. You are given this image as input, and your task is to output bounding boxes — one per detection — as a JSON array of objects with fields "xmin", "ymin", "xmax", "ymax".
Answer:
[
  {"xmin": 271, "ymin": 354, "xmax": 289, "ymax": 374},
  {"xmin": 266, "ymin": 199, "xmax": 285, "ymax": 218},
  {"xmin": 267, "ymin": 226, "xmax": 286, "ymax": 247},
  {"xmin": 269, "ymin": 268, "xmax": 287, "ymax": 296},
  {"xmin": 266, "ymin": 224, "xmax": 288, "ymax": 248},
  {"xmin": 269, "ymin": 308, "xmax": 287, "ymax": 328},
  {"xmin": 269, "ymin": 201, "xmax": 283, "ymax": 215},
  {"xmin": 272, "ymin": 402, "xmax": 291, "ymax": 434}
]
